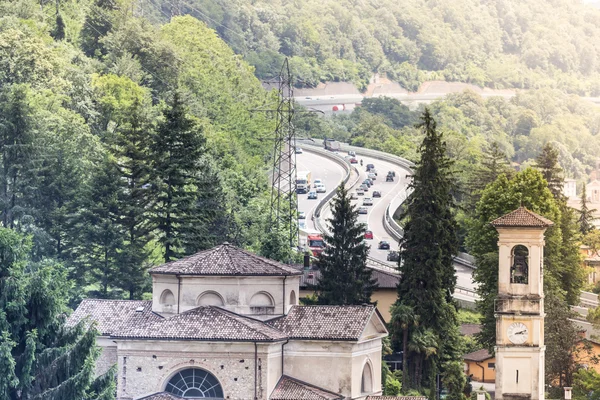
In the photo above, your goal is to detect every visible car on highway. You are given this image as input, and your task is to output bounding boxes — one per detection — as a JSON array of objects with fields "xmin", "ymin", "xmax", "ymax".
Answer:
[
  {"xmin": 359, "ymin": 184, "xmax": 369, "ymax": 192},
  {"xmin": 298, "ymin": 211, "xmax": 306, "ymax": 219},
  {"xmin": 386, "ymin": 173, "xmax": 394, "ymax": 182},
  {"xmin": 368, "ymin": 172, "xmax": 377, "ymax": 180},
  {"xmin": 387, "ymin": 251, "xmax": 399, "ymax": 262},
  {"xmin": 372, "ymin": 190, "xmax": 381, "ymax": 198},
  {"xmin": 305, "ymin": 97, "xmax": 312, "ymax": 100},
  {"xmin": 364, "ymin": 230, "xmax": 373, "ymax": 240},
  {"xmin": 369, "ymin": 168, "xmax": 377, "ymax": 176},
  {"xmin": 308, "ymin": 191, "xmax": 318, "ymax": 199},
  {"xmin": 378, "ymin": 240, "xmax": 391, "ymax": 250},
  {"xmin": 348, "ymin": 151, "xmax": 356, "ymax": 157},
  {"xmin": 366, "ymin": 163, "xmax": 375, "ymax": 171},
  {"xmin": 388, "ymin": 170, "xmax": 396, "ymax": 177},
  {"xmin": 313, "ymin": 178, "xmax": 323, "ymax": 188},
  {"xmin": 363, "ymin": 197, "xmax": 373, "ymax": 206},
  {"xmin": 358, "ymin": 206, "xmax": 368, "ymax": 214},
  {"xmin": 349, "ymin": 157, "xmax": 358, "ymax": 164},
  {"xmin": 362, "ymin": 179, "xmax": 372, "ymax": 187},
  {"xmin": 356, "ymin": 188, "xmax": 364, "ymax": 196},
  {"xmin": 316, "ymin": 184, "xmax": 327, "ymax": 193},
  {"xmin": 295, "ymin": 147, "xmax": 303, "ymax": 154}
]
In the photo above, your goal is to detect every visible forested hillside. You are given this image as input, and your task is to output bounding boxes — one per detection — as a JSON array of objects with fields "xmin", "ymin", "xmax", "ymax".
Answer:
[
  {"xmin": 148, "ymin": 0, "xmax": 600, "ymax": 94},
  {"xmin": 0, "ymin": 0, "xmax": 278, "ymax": 299}
]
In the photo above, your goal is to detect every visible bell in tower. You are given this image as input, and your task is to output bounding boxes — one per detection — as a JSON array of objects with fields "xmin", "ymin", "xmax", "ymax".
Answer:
[{"xmin": 491, "ymin": 207, "xmax": 553, "ymax": 400}]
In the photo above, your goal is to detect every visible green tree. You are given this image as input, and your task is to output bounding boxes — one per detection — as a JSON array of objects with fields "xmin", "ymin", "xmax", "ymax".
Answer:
[
  {"xmin": 52, "ymin": 13, "xmax": 66, "ymax": 41},
  {"xmin": 579, "ymin": 182, "xmax": 596, "ymax": 235},
  {"xmin": 149, "ymin": 92, "xmax": 206, "ymax": 262},
  {"xmin": 468, "ymin": 142, "xmax": 513, "ymax": 206},
  {"xmin": 394, "ymin": 109, "xmax": 463, "ymax": 392},
  {"xmin": 535, "ymin": 143, "xmax": 564, "ymax": 200},
  {"xmin": 0, "ymin": 228, "xmax": 114, "ymax": 399},
  {"xmin": 390, "ymin": 303, "xmax": 418, "ymax": 392},
  {"xmin": 316, "ymin": 183, "xmax": 376, "ymax": 305},
  {"xmin": 107, "ymin": 99, "xmax": 154, "ymax": 299}
]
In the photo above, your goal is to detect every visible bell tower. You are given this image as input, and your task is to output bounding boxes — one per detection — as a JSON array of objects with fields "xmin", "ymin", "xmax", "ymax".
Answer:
[{"xmin": 491, "ymin": 207, "xmax": 553, "ymax": 400}]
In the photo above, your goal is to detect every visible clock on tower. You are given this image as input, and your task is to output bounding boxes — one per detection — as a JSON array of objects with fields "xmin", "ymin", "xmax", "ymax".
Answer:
[{"xmin": 491, "ymin": 207, "xmax": 553, "ymax": 400}]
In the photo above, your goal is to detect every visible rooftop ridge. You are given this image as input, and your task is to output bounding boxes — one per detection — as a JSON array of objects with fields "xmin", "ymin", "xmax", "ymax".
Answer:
[{"xmin": 491, "ymin": 206, "xmax": 554, "ymax": 228}]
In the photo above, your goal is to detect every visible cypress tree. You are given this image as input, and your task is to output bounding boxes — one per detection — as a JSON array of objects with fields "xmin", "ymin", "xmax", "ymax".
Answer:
[
  {"xmin": 316, "ymin": 183, "xmax": 376, "ymax": 305},
  {"xmin": 394, "ymin": 108, "xmax": 462, "ymax": 391},
  {"xmin": 149, "ymin": 92, "xmax": 206, "ymax": 262},
  {"xmin": 52, "ymin": 13, "xmax": 66, "ymax": 41},
  {"xmin": 579, "ymin": 182, "xmax": 596, "ymax": 235},
  {"xmin": 0, "ymin": 228, "xmax": 115, "ymax": 399}
]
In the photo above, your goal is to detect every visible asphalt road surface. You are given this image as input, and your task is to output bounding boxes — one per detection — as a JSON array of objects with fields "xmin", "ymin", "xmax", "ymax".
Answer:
[{"xmin": 295, "ymin": 148, "xmax": 345, "ymax": 232}]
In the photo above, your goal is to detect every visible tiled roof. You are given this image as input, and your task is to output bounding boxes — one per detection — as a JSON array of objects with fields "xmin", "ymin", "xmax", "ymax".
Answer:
[
  {"xmin": 293, "ymin": 266, "xmax": 399, "ymax": 289},
  {"xmin": 491, "ymin": 207, "xmax": 554, "ymax": 228},
  {"xmin": 463, "ymin": 348, "xmax": 492, "ymax": 362},
  {"xmin": 137, "ymin": 393, "xmax": 181, "ymax": 400},
  {"xmin": 270, "ymin": 375, "xmax": 343, "ymax": 400},
  {"xmin": 150, "ymin": 243, "xmax": 302, "ymax": 276},
  {"xmin": 460, "ymin": 324, "xmax": 482, "ymax": 337},
  {"xmin": 268, "ymin": 305, "xmax": 382, "ymax": 341},
  {"xmin": 366, "ymin": 397, "xmax": 427, "ymax": 400},
  {"xmin": 112, "ymin": 306, "xmax": 288, "ymax": 342},
  {"xmin": 67, "ymin": 299, "xmax": 162, "ymax": 336}
]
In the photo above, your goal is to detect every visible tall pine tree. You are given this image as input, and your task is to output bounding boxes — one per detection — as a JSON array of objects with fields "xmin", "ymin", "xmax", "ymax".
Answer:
[
  {"xmin": 0, "ymin": 228, "xmax": 115, "ymax": 399},
  {"xmin": 149, "ymin": 93, "xmax": 206, "ymax": 262},
  {"xmin": 579, "ymin": 182, "xmax": 596, "ymax": 235},
  {"xmin": 393, "ymin": 109, "xmax": 463, "ymax": 392},
  {"xmin": 108, "ymin": 99, "xmax": 153, "ymax": 299},
  {"xmin": 316, "ymin": 183, "xmax": 376, "ymax": 305},
  {"xmin": 535, "ymin": 143, "xmax": 564, "ymax": 200}
]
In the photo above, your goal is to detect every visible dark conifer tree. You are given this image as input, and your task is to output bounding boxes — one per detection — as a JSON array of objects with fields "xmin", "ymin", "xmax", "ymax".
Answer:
[
  {"xmin": 80, "ymin": 0, "xmax": 116, "ymax": 57},
  {"xmin": 109, "ymin": 99, "xmax": 153, "ymax": 299},
  {"xmin": 150, "ymin": 93, "xmax": 206, "ymax": 262},
  {"xmin": 579, "ymin": 182, "xmax": 596, "ymax": 235},
  {"xmin": 316, "ymin": 183, "xmax": 376, "ymax": 305},
  {"xmin": 70, "ymin": 154, "xmax": 125, "ymax": 298},
  {"xmin": 0, "ymin": 228, "xmax": 115, "ymax": 399},
  {"xmin": 535, "ymin": 143, "xmax": 564, "ymax": 200},
  {"xmin": 394, "ymin": 109, "xmax": 462, "ymax": 391},
  {"xmin": 468, "ymin": 142, "xmax": 513, "ymax": 205},
  {"xmin": 52, "ymin": 13, "xmax": 66, "ymax": 41}
]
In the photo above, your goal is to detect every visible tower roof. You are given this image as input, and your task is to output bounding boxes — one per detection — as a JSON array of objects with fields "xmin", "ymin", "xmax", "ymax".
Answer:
[
  {"xmin": 490, "ymin": 207, "xmax": 554, "ymax": 228},
  {"xmin": 150, "ymin": 243, "xmax": 302, "ymax": 276}
]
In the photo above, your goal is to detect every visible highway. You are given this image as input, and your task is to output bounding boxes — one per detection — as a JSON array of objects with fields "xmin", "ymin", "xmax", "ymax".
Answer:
[
  {"xmin": 312, "ymin": 148, "xmax": 478, "ymax": 295},
  {"xmin": 295, "ymin": 149, "xmax": 345, "ymax": 232}
]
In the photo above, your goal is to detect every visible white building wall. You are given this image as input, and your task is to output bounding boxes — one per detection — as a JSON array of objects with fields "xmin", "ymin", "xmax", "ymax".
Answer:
[
  {"xmin": 283, "ymin": 338, "xmax": 383, "ymax": 399},
  {"xmin": 115, "ymin": 340, "xmax": 282, "ymax": 400},
  {"xmin": 151, "ymin": 274, "xmax": 300, "ymax": 318}
]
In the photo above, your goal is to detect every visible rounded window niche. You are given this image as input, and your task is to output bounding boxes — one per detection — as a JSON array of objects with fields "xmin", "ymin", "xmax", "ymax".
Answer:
[
  {"xmin": 361, "ymin": 361, "xmax": 373, "ymax": 394},
  {"xmin": 160, "ymin": 289, "xmax": 175, "ymax": 305},
  {"xmin": 250, "ymin": 291, "xmax": 275, "ymax": 315},
  {"xmin": 165, "ymin": 368, "xmax": 224, "ymax": 399},
  {"xmin": 289, "ymin": 290, "xmax": 297, "ymax": 306},
  {"xmin": 197, "ymin": 291, "xmax": 225, "ymax": 307},
  {"xmin": 511, "ymin": 245, "xmax": 529, "ymax": 284}
]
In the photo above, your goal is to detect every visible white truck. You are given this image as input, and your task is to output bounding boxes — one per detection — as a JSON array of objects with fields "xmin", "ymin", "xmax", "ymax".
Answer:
[{"xmin": 296, "ymin": 171, "xmax": 311, "ymax": 194}]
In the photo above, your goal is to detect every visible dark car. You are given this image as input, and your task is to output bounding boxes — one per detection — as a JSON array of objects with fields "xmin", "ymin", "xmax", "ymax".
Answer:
[
  {"xmin": 387, "ymin": 251, "xmax": 399, "ymax": 262},
  {"xmin": 378, "ymin": 240, "xmax": 391, "ymax": 250},
  {"xmin": 372, "ymin": 190, "xmax": 382, "ymax": 198},
  {"xmin": 386, "ymin": 173, "xmax": 394, "ymax": 182},
  {"xmin": 362, "ymin": 179, "xmax": 372, "ymax": 187},
  {"xmin": 388, "ymin": 170, "xmax": 396, "ymax": 177},
  {"xmin": 366, "ymin": 163, "xmax": 375, "ymax": 172}
]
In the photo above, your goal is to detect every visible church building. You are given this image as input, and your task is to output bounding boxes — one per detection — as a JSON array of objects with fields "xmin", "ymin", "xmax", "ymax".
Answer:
[{"xmin": 69, "ymin": 243, "xmax": 388, "ymax": 400}]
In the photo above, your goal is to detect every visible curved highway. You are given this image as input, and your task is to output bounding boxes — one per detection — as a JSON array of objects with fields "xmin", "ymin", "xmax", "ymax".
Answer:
[
  {"xmin": 295, "ymin": 149, "xmax": 345, "ymax": 232},
  {"xmin": 308, "ymin": 146, "xmax": 478, "ymax": 297}
]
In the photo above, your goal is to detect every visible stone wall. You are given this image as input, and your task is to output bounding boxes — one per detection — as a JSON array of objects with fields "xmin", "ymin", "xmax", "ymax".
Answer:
[
  {"xmin": 96, "ymin": 337, "xmax": 118, "ymax": 376},
  {"xmin": 116, "ymin": 340, "xmax": 282, "ymax": 400}
]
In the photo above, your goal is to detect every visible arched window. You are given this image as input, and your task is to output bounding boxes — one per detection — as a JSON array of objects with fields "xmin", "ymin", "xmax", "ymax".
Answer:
[
  {"xmin": 361, "ymin": 362, "xmax": 373, "ymax": 394},
  {"xmin": 250, "ymin": 291, "xmax": 274, "ymax": 315},
  {"xmin": 511, "ymin": 245, "xmax": 529, "ymax": 284},
  {"xmin": 289, "ymin": 290, "xmax": 297, "ymax": 306},
  {"xmin": 165, "ymin": 368, "xmax": 224, "ymax": 399},
  {"xmin": 160, "ymin": 289, "xmax": 175, "ymax": 305},
  {"xmin": 197, "ymin": 291, "xmax": 225, "ymax": 307}
]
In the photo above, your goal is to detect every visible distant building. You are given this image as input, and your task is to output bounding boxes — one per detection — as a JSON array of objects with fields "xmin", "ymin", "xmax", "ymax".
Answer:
[
  {"xmin": 463, "ymin": 349, "xmax": 495, "ymax": 383},
  {"xmin": 564, "ymin": 178, "xmax": 577, "ymax": 199},
  {"xmin": 587, "ymin": 180, "xmax": 600, "ymax": 203}
]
